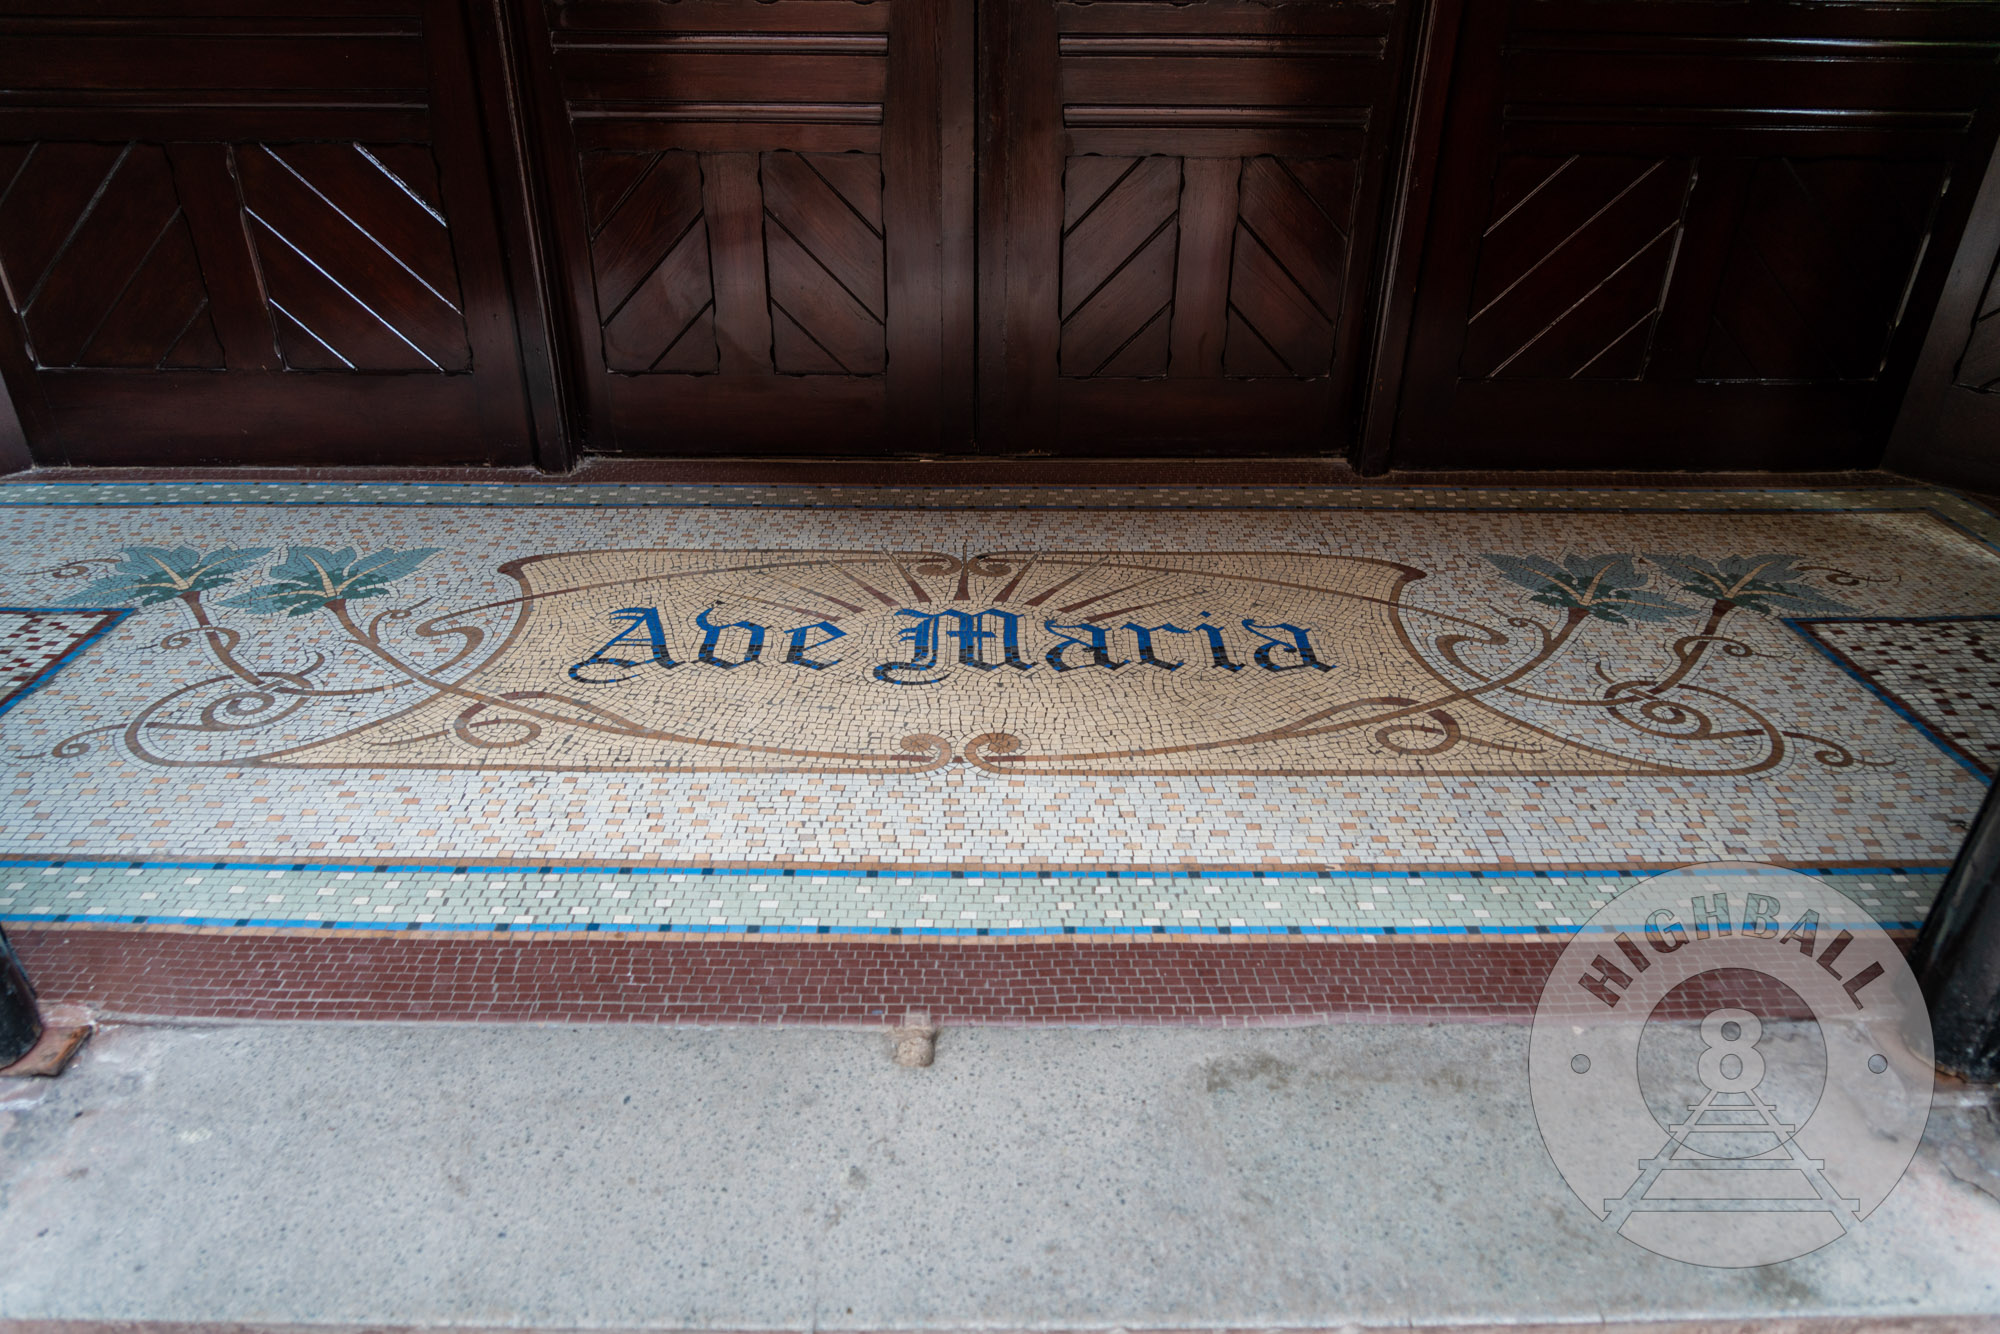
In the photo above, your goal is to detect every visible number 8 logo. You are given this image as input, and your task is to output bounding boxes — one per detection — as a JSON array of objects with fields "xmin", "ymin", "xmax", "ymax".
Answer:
[{"xmin": 1697, "ymin": 1007, "xmax": 1766, "ymax": 1095}]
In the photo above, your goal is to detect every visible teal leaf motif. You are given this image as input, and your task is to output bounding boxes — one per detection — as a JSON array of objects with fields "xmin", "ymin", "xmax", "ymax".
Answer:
[
  {"xmin": 77, "ymin": 546, "xmax": 271, "ymax": 606},
  {"xmin": 222, "ymin": 546, "xmax": 440, "ymax": 617},
  {"xmin": 1481, "ymin": 553, "xmax": 1697, "ymax": 625},
  {"xmin": 1645, "ymin": 553, "xmax": 1857, "ymax": 618}
]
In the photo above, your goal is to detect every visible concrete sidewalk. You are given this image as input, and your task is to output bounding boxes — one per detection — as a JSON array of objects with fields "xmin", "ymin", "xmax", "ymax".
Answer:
[{"xmin": 2, "ymin": 1021, "xmax": 1997, "ymax": 1330}]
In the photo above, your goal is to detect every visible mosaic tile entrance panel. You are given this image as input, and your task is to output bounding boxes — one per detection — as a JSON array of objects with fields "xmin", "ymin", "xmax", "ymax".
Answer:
[{"xmin": 0, "ymin": 482, "xmax": 1993, "ymax": 941}]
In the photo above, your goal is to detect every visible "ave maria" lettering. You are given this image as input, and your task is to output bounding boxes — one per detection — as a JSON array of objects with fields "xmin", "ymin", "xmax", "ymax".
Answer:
[{"xmin": 568, "ymin": 607, "xmax": 1338, "ymax": 686}]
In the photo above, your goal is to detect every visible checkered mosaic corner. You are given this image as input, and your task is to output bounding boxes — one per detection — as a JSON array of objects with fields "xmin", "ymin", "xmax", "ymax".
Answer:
[
  {"xmin": 0, "ymin": 859, "xmax": 1943, "ymax": 937},
  {"xmin": 1793, "ymin": 615, "xmax": 2000, "ymax": 779},
  {"xmin": 0, "ymin": 607, "xmax": 128, "ymax": 714}
]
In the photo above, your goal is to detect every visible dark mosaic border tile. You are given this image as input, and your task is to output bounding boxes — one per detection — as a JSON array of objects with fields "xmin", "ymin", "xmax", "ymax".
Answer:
[{"xmin": 4, "ymin": 925, "xmax": 1923, "ymax": 1025}]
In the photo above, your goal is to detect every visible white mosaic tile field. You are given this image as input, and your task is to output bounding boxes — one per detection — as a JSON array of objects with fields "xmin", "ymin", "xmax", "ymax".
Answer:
[{"xmin": 0, "ymin": 482, "xmax": 1992, "ymax": 934}]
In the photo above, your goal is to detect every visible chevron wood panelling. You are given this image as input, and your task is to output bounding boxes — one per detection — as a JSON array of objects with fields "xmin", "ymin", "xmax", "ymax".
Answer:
[
  {"xmin": 1224, "ymin": 156, "xmax": 1353, "ymax": 378},
  {"xmin": 1057, "ymin": 152, "xmax": 1356, "ymax": 381},
  {"xmin": 980, "ymin": 0, "xmax": 1406, "ymax": 452},
  {"xmin": 585, "ymin": 150, "xmax": 717, "ymax": 373},
  {"xmin": 1060, "ymin": 155, "xmax": 1179, "ymax": 376},
  {"xmin": 1460, "ymin": 153, "xmax": 1950, "ymax": 386},
  {"xmin": 0, "ymin": 139, "xmax": 476, "ymax": 379},
  {"xmin": 1461, "ymin": 155, "xmax": 1691, "ymax": 381},
  {"xmin": 1395, "ymin": 0, "xmax": 2000, "ymax": 469},
  {"xmin": 236, "ymin": 142, "xmax": 472, "ymax": 373},
  {"xmin": 581, "ymin": 149, "xmax": 886, "ymax": 377},
  {"xmin": 0, "ymin": 1, "xmax": 537, "ymax": 466},
  {"xmin": 6, "ymin": 0, "xmax": 1991, "ymax": 469},
  {"xmin": 536, "ymin": 0, "xmax": 919, "ymax": 452},
  {"xmin": 0, "ymin": 142, "xmax": 223, "ymax": 371},
  {"xmin": 1701, "ymin": 158, "xmax": 1949, "ymax": 383},
  {"xmin": 763, "ymin": 150, "xmax": 886, "ymax": 375}
]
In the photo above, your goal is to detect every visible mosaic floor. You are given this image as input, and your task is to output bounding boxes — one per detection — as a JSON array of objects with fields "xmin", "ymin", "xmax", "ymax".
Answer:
[{"xmin": 1, "ymin": 479, "xmax": 1994, "ymax": 1021}]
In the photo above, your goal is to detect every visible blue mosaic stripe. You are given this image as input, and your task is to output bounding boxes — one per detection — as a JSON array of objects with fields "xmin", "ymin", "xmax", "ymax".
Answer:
[
  {"xmin": 0, "ymin": 910, "xmax": 1926, "ymax": 939},
  {"xmin": 1784, "ymin": 613, "xmax": 1997, "ymax": 784},
  {"xmin": 0, "ymin": 606, "xmax": 131, "ymax": 716},
  {"xmin": 1913, "ymin": 506, "xmax": 2000, "ymax": 558},
  {"xmin": 0, "ymin": 855, "xmax": 1943, "ymax": 940}
]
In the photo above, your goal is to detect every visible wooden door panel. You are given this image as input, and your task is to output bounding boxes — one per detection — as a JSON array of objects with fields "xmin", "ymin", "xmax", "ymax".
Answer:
[
  {"xmin": 0, "ymin": 143, "xmax": 126, "ymax": 302},
  {"xmin": 1454, "ymin": 152, "xmax": 1950, "ymax": 388},
  {"xmin": 979, "ymin": 0, "xmax": 1412, "ymax": 454},
  {"xmin": 761, "ymin": 151, "xmax": 886, "ymax": 374},
  {"xmin": 1887, "ymin": 133, "xmax": 2000, "ymax": 492},
  {"xmin": 584, "ymin": 150, "xmax": 716, "ymax": 372},
  {"xmin": 1228, "ymin": 155, "xmax": 1351, "ymax": 376},
  {"xmin": 1059, "ymin": 155, "xmax": 1178, "ymax": 376},
  {"xmin": 1960, "ymin": 264, "xmax": 2000, "ymax": 392},
  {"xmin": 1460, "ymin": 155, "xmax": 1692, "ymax": 381},
  {"xmin": 1701, "ymin": 159, "xmax": 1948, "ymax": 382},
  {"xmin": 1054, "ymin": 151, "xmax": 1357, "ymax": 382},
  {"xmin": 0, "ymin": 0, "xmax": 537, "ymax": 466},
  {"xmin": 256, "ymin": 143, "xmax": 466, "ymax": 308},
  {"xmin": 237, "ymin": 143, "xmax": 473, "ymax": 372},
  {"xmin": 0, "ymin": 143, "xmax": 222, "ymax": 372},
  {"xmin": 1391, "ymin": 0, "xmax": 2000, "ymax": 469},
  {"xmin": 0, "ymin": 138, "xmax": 480, "ymax": 377},
  {"xmin": 536, "ymin": 0, "xmax": 1405, "ymax": 456},
  {"xmin": 533, "ymin": 0, "xmax": 971, "ymax": 454}
]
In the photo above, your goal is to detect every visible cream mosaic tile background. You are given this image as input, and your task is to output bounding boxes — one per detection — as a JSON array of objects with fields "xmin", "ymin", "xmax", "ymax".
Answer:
[{"xmin": 0, "ymin": 483, "xmax": 1992, "ymax": 933}]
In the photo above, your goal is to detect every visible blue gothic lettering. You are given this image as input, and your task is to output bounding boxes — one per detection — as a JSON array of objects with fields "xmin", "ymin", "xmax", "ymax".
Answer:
[
  {"xmin": 874, "ymin": 610, "xmax": 945, "ymax": 684},
  {"xmin": 873, "ymin": 609, "xmax": 1035, "ymax": 683},
  {"xmin": 695, "ymin": 608, "xmax": 765, "ymax": 669},
  {"xmin": 1123, "ymin": 621, "xmax": 1189, "ymax": 670},
  {"xmin": 1197, "ymin": 617, "xmax": 1242, "ymax": 672},
  {"xmin": 575, "ymin": 606, "xmax": 1334, "ymax": 685},
  {"xmin": 569, "ymin": 606, "xmax": 677, "ymax": 684},
  {"xmin": 1242, "ymin": 619, "xmax": 1334, "ymax": 672},
  {"xmin": 1044, "ymin": 620, "xmax": 1127, "ymax": 672},
  {"xmin": 785, "ymin": 620, "xmax": 846, "ymax": 670},
  {"xmin": 944, "ymin": 609, "xmax": 1034, "ymax": 672}
]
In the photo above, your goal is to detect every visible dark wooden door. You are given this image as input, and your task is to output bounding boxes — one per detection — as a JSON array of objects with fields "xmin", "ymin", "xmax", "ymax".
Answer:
[
  {"xmin": 0, "ymin": 0, "xmax": 540, "ymax": 467},
  {"xmin": 521, "ymin": 0, "xmax": 976, "ymax": 455},
  {"xmin": 527, "ymin": 0, "xmax": 1413, "ymax": 456},
  {"xmin": 11, "ymin": 0, "xmax": 1993, "ymax": 469},
  {"xmin": 1890, "ymin": 133, "xmax": 2000, "ymax": 493},
  {"xmin": 978, "ymin": 0, "xmax": 1412, "ymax": 454},
  {"xmin": 1384, "ymin": 0, "xmax": 2000, "ymax": 471}
]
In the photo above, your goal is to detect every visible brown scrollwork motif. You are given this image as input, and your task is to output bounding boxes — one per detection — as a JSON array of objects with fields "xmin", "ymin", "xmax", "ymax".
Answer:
[{"xmin": 35, "ymin": 545, "xmax": 1890, "ymax": 779}]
